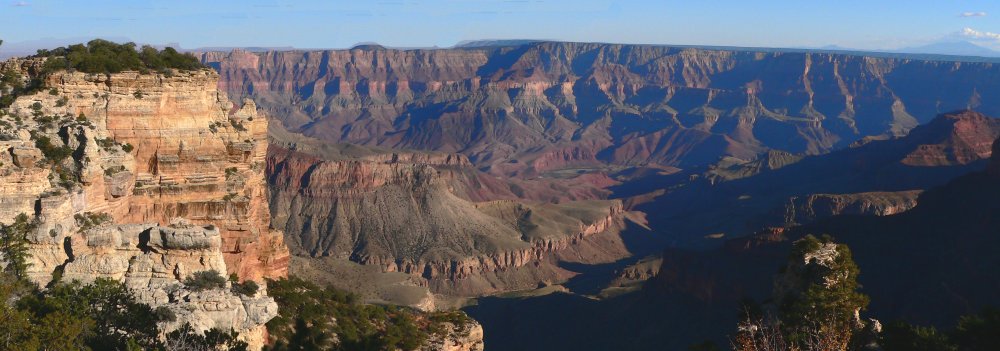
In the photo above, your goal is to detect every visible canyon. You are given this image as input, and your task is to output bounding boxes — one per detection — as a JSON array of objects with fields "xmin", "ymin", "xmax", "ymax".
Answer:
[
  {"xmin": 463, "ymin": 138, "xmax": 1000, "ymax": 351},
  {"xmin": 0, "ymin": 56, "xmax": 483, "ymax": 350},
  {"xmin": 0, "ymin": 39, "xmax": 997, "ymax": 350},
  {"xmin": 266, "ymin": 130, "xmax": 635, "ymax": 298},
  {"xmin": 634, "ymin": 110, "xmax": 1000, "ymax": 245},
  {"xmin": 195, "ymin": 43, "xmax": 1000, "ymax": 308},
  {"xmin": 202, "ymin": 42, "xmax": 1000, "ymax": 178}
]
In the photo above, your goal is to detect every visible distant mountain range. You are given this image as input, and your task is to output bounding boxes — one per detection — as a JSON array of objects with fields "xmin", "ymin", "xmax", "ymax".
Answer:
[
  {"xmin": 896, "ymin": 40, "xmax": 1000, "ymax": 57},
  {"xmin": 812, "ymin": 40, "xmax": 1000, "ymax": 58},
  {"xmin": 6, "ymin": 36, "xmax": 1000, "ymax": 60}
]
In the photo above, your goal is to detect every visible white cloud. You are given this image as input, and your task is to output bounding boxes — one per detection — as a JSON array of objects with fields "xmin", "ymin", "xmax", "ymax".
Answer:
[
  {"xmin": 11, "ymin": 1, "xmax": 29, "ymax": 6},
  {"xmin": 960, "ymin": 12, "xmax": 987, "ymax": 18},
  {"xmin": 960, "ymin": 27, "xmax": 1000, "ymax": 41}
]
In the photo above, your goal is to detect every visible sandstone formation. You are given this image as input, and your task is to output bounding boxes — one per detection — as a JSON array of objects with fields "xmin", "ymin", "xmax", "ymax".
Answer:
[
  {"xmin": 0, "ymin": 59, "xmax": 287, "ymax": 349},
  {"xmin": 202, "ymin": 43, "xmax": 1000, "ymax": 179}
]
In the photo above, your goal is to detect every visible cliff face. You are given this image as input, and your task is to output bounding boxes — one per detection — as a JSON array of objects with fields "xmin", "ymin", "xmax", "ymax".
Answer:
[
  {"xmin": 635, "ymin": 110, "xmax": 1000, "ymax": 245},
  {"xmin": 777, "ymin": 190, "xmax": 922, "ymax": 226},
  {"xmin": 0, "ymin": 61, "xmax": 288, "ymax": 348},
  {"xmin": 202, "ymin": 43, "xmax": 1000, "ymax": 175},
  {"xmin": 897, "ymin": 110, "xmax": 1000, "ymax": 166},
  {"xmin": 267, "ymin": 144, "xmax": 627, "ymax": 296}
]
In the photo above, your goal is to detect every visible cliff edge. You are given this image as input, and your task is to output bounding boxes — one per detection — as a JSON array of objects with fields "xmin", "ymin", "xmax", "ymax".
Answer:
[{"xmin": 0, "ymin": 58, "xmax": 288, "ymax": 349}]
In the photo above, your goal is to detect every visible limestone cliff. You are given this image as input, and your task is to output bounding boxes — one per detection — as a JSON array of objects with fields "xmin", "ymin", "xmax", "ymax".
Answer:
[{"xmin": 0, "ymin": 59, "xmax": 287, "ymax": 349}]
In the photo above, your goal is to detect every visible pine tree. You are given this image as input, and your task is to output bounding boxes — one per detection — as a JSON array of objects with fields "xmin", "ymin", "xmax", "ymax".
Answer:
[
  {"xmin": 734, "ymin": 235, "xmax": 873, "ymax": 351},
  {"xmin": 0, "ymin": 214, "xmax": 34, "ymax": 280}
]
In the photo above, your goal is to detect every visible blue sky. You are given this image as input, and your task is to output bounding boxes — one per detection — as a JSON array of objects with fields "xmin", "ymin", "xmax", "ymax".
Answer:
[{"xmin": 2, "ymin": 0, "xmax": 1000, "ymax": 51}]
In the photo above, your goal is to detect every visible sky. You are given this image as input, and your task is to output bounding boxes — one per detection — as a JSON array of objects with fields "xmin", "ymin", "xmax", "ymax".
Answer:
[{"xmin": 2, "ymin": 0, "xmax": 1000, "ymax": 52}]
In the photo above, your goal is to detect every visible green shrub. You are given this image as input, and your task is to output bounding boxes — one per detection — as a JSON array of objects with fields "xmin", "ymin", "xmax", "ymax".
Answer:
[
  {"xmin": 95, "ymin": 138, "xmax": 132, "ymax": 153},
  {"xmin": 54, "ymin": 165, "xmax": 76, "ymax": 190},
  {"xmin": 165, "ymin": 323, "xmax": 248, "ymax": 351},
  {"xmin": 229, "ymin": 120, "xmax": 247, "ymax": 132},
  {"xmin": 183, "ymin": 270, "xmax": 227, "ymax": 291},
  {"xmin": 154, "ymin": 306, "xmax": 177, "ymax": 323},
  {"xmin": 34, "ymin": 136, "xmax": 74, "ymax": 163},
  {"xmin": 263, "ymin": 276, "xmax": 474, "ymax": 351},
  {"xmin": 224, "ymin": 167, "xmax": 239, "ymax": 180},
  {"xmin": 428, "ymin": 310, "xmax": 472, "ymax": 334},
  {"xmin": 73, "ymin": 212, "xmax": 112, "ymax": 231},
  {"xmin": 104, "ymin": 165, "xmax": 126, "ymax": 177},
  {"xmin": 881, "ymin": 321, "xmax": 955, "ymax": 351},
  {"xmin": 953, "ymin": 308, "xmax": 1000, "ymax": 351},
  {"xmin": 35, "ymin": 39, "xmax": 207, "ymax": 75},
  {"xmin": 231, "ymin": 280, "xmax": 259, "ymax": 297},
  {"xmin": 0, "ymin": 250, "xmax": 252, "ymax": 351},
  {"xmin": 17, "ymin": 278, "xmax": 166, "ymax": 350},
  {"xmin": 882, "ymin": 308, "xmax": 1000, "ymax": 351},
  {"xmin": 0, "ymin": 69, "xmax": 42, "ymax": 109}
]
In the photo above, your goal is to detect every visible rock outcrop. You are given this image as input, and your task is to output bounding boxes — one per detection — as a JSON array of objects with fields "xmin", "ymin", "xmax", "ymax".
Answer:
[
  {"xmin": 899, "ymin": 110, "xmax": 1000, "ymax": 166},
  {"xmin": 423, "ymin": 321, "xmax": 485, "ymax": 351},
  {"xmin": 777, "ymin": 190, "xmax": 922, "ymax": 226},
  {"xmin": 0, "ymin": 61, "xmax": 288, "ymax": 349}
]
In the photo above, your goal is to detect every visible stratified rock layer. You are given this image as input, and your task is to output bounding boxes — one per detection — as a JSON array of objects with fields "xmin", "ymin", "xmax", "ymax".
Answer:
[
  {"xmin": 267, "ymin": 144, "xmax": 627, "ymax": 296},
  {"xmin": 202, "ymin": 43, "xmax": 1000, "ymax": 176},
  {"xmin": 0, "ymin": 62, "xmax": 288, "ymax": 349}
]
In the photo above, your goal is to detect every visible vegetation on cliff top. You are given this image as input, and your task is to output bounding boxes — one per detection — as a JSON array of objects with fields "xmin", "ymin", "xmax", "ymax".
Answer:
[
  {"xmin": 0, "ymin": 213, "xmax": 249, "ymax": 351},
  {"xmin": 34, "ymin": 39, "xmax": 206, "ymax": 75},
  {"xmin": 1, "ymin": 40, "xmax": 206, "ymax": 108},
  {"xmin": 881, "ymin": 309, "xmax": 1000, "ymax": 351},
  {"xmin": 733, "ymin": 235, "xmax": 874, "ymax": 351},
  {"xmin": 264, "ymin": 276, "xmax": 473, "ymax": 351},
  {"xmin": 731, "ymin": 235, "xmax": 1000, "ymax": 351}
]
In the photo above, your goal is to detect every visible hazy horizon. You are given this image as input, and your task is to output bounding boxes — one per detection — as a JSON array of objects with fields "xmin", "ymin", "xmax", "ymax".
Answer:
[{"xmin": 3, "ymin": 0, "xmax": 1000, "ymax": 56}]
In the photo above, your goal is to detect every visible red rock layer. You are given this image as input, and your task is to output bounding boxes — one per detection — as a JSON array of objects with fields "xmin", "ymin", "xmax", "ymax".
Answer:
[{"xmin": 202, "ymin": 43, "xmax": 1000, "ymax": 175}]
